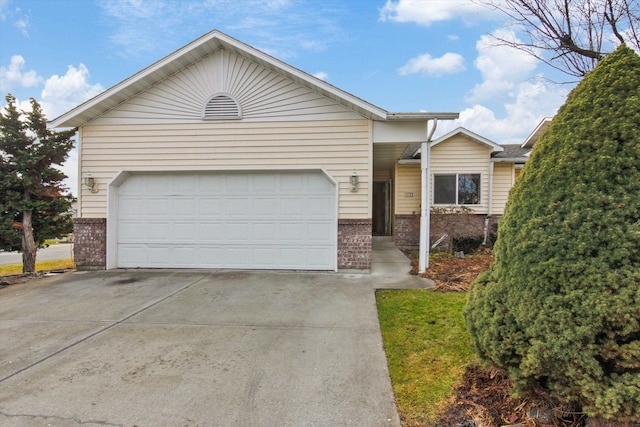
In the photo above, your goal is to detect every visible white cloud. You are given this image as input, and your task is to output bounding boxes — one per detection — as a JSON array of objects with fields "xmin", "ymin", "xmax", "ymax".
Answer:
[
  {"xmin": 0, "ymin": 55, "xmax": 43, "ymax": 91},
  {"xmin": 465, "ymin": 29, "xmax": 539, "ymax": 103},
  {"xmin": 313, "ymin": 71, "xmax": 329, "ymax": 81},
  {"xmin": 439, "ymin": 79, "xmax": 568, "ymax": 144},
  {"xmin": 40, "ymin": 64, "xmax": 104, "ymax": 119},
  {"xmin": 380, "ymin": 0, "xmax": 498, "ymax": 26},
  {"xmin": 14, "ymin": 17, "xmax": 28, "ymax": 36},
  {"xmin": 39, "ymin": 64, "xmax": 103, "ymax": 195},
  {"xmin": 398, "ymin": 52, "xmax": 465, "ymax": 76}
]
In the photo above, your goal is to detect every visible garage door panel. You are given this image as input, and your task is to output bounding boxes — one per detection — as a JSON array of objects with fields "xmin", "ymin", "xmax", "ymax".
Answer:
[
  {"xmin": 198, "ymin": 247, "xmax": 225, "ymax": 267},
  {"xmin": 307, "ymin": 248, "xmax": 333, "ymax": 269},
  {"xmin": 172, "ymin": 222, "xmax": 198, "ymax": 241},
  {"xmin": 118, "ymin": 245, "xmax": 147, "ymax": 267},
  {"xmin": 173, "ymin": 247, "xmax": 198, "ymax": 266},
  {"xmin": 199, "ymin": 198, "xmax": 225, "ymax": 217},
  {"xmin": 252, "ymin": 197, "xmax": 278, "ymax": 215},
  {"xmin": 118, "ymin": 221, "xmax": 152, "ymax": 242},
  {"xmin": 172, "ymin": 197, "xmax": 197, "ymax": 216},
  {"xmin": 199, "ymin": 223, "xmax": 225, "ymax": 241},
  {"xmin": 253, "ymin": 247, "xmax": 279, "ymax": 267},
  {"xmin": 146, "ymin": 247, "xmax": 172, "ymax": 267},
  {"xmin": 116, "ymin": 171, "xmax": 336, "ymax": 270},
  {"xmin": 146, "ymin": 198, "xmax": 171, "ymax": 216},
  {"xmin": 254, "ymin": 174, "xmax": 277, "ymax": 191},
  {"xmin": 280, "ymin": 197, "xmax": 304, "ymax": 216},
  {"xmin": 226, "ymin": 175, "xmax": 250, "ymax": 191},
  {"xmin": 119, "ymin": 197, "xmax": 147, "ymax": 217},
  {"xmin": 145, "ymin": 177, "xmax": 172, "ymax": 195},
  {"xmin": 172, "ymin": 175, "xmax": 196, "ymax": 194},
  {"xmin": 280, "ymin": 222, "xmax": 305, "ymax": 241},
  {"xmin": 226, "ymin": 247, "xmax": 251, "ymax": 268},
  {"xmin": 227, "ymin": 198, "xmax": 250, "ymax": 216},
  {"xmin": 307, "ymin": 222, "xmax": 334, "ymax": 241},
  {"xmin": 252, "ymin": 223, "xmax": 278, "ymax": 241}
]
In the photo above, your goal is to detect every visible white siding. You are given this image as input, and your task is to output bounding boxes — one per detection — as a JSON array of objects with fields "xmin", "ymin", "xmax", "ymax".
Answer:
[
  {"xmin": 430, "ymin": 135, "xmax": 492, "ymax": 214},
  {"xmin": 491, "ymin": 163, "xmax": 514, "ymax": 215},
  {"xmin": 91, "ymin": 50, "xmax": 362, "ymax": 125},
  {"xmin": 79, "ymin": 120, "xmax": 370, "ymax": 219}
]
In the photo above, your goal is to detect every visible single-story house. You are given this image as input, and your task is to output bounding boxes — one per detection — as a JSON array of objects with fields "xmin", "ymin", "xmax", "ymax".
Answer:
[
  {"xmin": 50, "ymin": 29, "xmax": 459, "ymax": 272},
  {"xmin": 50, "ymin": 29, "xmax": 542, "ymax": 273}
]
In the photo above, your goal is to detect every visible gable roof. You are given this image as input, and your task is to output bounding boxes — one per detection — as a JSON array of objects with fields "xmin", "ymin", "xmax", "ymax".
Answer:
[
  {"xmin": 49, "ymin": 30, "xmax": 456, "ymax": 128},
  {"xmin": 430, "ymin": 127, "xmax": 504, "ymax": 152}
]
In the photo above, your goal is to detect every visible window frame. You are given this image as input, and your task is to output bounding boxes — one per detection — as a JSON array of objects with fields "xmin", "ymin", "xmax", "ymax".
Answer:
[{"xmin": 432, "ymin": 173, "xmax": 481, "ymax": 206}]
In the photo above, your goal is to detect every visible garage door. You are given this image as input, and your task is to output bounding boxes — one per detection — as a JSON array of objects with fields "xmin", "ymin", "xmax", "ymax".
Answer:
[{"xmin": 116, "ymin": 170, "xmax": 336, "ymax": 270}]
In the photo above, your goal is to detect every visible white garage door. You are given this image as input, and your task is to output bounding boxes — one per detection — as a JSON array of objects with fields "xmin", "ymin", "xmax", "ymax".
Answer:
[{"xmin": 116, "ymin": 170, "xmax": 336, "ymax": 270}]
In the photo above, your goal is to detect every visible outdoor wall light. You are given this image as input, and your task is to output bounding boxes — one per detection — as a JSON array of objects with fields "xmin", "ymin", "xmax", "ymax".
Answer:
[
  {"xmin": 350, "ymin": 171, "xmax": 359, "ymax": 192},
  {"xmin": 84, "ymin": 175, "xmax": 98, "ymax": 193}
]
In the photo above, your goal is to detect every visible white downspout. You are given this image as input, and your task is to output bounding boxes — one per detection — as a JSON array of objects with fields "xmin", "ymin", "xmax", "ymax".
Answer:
[
  {"xmin": 483, "ymin": 161, "xmax": 495, "ymax": 246},
  {"xmin": 488, "ymin": 160, "xmax": 494, "ymax": 216},
  {"xmin": 419, "ymin": 119, "xmax": 438, "ymax": 273}
]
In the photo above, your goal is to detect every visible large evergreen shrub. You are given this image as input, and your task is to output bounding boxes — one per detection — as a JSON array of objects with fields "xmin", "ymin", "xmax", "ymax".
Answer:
[{"xmin": 464, "ymin": 46, "xmax": 640, "ymax": 421}]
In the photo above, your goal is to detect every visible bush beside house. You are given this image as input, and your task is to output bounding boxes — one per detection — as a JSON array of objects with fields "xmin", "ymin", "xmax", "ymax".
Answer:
[{"xmin": 464, "ymin": 46, "xmax": 640, "ymax": 421}]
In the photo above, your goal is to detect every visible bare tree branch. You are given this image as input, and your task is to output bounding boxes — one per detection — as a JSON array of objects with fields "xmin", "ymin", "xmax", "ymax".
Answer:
[{"xmin": 475, "ymin": 0, "xmax": 640, "ymax": 77}]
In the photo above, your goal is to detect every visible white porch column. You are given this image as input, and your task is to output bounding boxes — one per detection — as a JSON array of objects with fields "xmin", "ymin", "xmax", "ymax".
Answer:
[{"xmin": 419, "ymin": 119, "xmax": 437, "ymax": 273}]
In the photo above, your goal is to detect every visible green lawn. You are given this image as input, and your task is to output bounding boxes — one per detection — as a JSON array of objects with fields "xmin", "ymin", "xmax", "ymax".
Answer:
[{"xmin": 376, "ymin": 290, "xmax": 477, "ymax": 426}]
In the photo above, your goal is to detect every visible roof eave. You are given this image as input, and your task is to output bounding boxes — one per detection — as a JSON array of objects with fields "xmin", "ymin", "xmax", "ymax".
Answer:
[{"xmin": 385, "ymin": 112, "xmax": 459, "ymax": 121}]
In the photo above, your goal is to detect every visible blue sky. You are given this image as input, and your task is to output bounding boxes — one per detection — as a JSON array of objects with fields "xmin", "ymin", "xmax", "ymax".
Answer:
[{"xmin": 1, "ymin": 0, "xmax": 574, "ymax": 194}]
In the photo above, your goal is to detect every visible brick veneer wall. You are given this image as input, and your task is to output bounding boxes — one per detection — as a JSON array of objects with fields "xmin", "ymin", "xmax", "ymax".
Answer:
[
  {"xmin": 394, "ymin": 214, "xmax": 420, "ymax": 246},
  {"xmin": 338, "ymin": 219, "xmax": 372, "ymax": 270},
  {"xmin": 74, "ymin": 218, "xmax": 107, "ymax": 270},
  {"xmin": 394, "ymin": 213, "xmax": 503, "ymax": 248}
]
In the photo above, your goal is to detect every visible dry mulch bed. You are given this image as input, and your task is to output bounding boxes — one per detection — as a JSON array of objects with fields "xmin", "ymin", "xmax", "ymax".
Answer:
[
  {"xmin": 405, "ymin": 249, "xmax": 495, "ymax": 292},
  {"xmin": 434, "ymin": 365, "xmax": 586, "ymax": 427}
]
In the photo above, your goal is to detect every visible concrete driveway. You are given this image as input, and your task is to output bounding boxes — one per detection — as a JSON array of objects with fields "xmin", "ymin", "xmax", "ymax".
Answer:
[{"xmin": 0, "ymin": 268, "xmax": 404, "ymax": 426}]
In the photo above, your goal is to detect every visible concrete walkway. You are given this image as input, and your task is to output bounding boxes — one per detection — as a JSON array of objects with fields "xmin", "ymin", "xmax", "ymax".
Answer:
[
  {"xmin": 0, "ymin": 239, "xmax": 426, "ymax": 426},
  {"xmin": 370, "ymin": 237, "xmax": 434, "ymax": 289}
]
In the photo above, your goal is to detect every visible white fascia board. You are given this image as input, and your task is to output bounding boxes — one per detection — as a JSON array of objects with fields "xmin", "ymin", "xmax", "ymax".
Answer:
[
  {"xmin": 522, "ymin": 117, "xmax": 552, "ymax": 148},
  {"xmin": 386, "ymin": 112, "xmax": 459, "ymax": 120}
]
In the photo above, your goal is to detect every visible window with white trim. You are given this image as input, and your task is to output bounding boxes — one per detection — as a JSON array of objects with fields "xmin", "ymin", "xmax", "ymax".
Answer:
[{"xmin": 433, "ymin": 174, "xmax": 481, "ymax": 205}]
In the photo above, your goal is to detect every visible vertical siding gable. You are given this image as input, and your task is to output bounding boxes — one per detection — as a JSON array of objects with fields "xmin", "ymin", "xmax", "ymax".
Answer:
[{"xmin": 92, "ymin": 50, "xmax": 362, "ymax": 125}]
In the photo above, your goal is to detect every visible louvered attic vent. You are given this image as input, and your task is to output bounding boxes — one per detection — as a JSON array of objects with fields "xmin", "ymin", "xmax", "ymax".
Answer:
[{"xmin": 202, "ymin": 93, "xmax": 242, "ymax": 120}]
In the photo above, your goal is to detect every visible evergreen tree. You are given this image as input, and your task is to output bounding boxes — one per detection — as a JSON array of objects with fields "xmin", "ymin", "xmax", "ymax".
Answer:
[
  {"xmin": 0, "ymin": 94, "xmax": 76, "ymax": 273},
  {"xmin": 464, "ymin": 46, "xmax": 640, "ymax": 421}
]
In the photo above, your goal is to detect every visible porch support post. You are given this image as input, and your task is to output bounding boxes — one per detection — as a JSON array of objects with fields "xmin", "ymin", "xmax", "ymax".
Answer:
[{"xmin": 419, "ymin": 119, "xmax": 438, "ymax": 273}]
